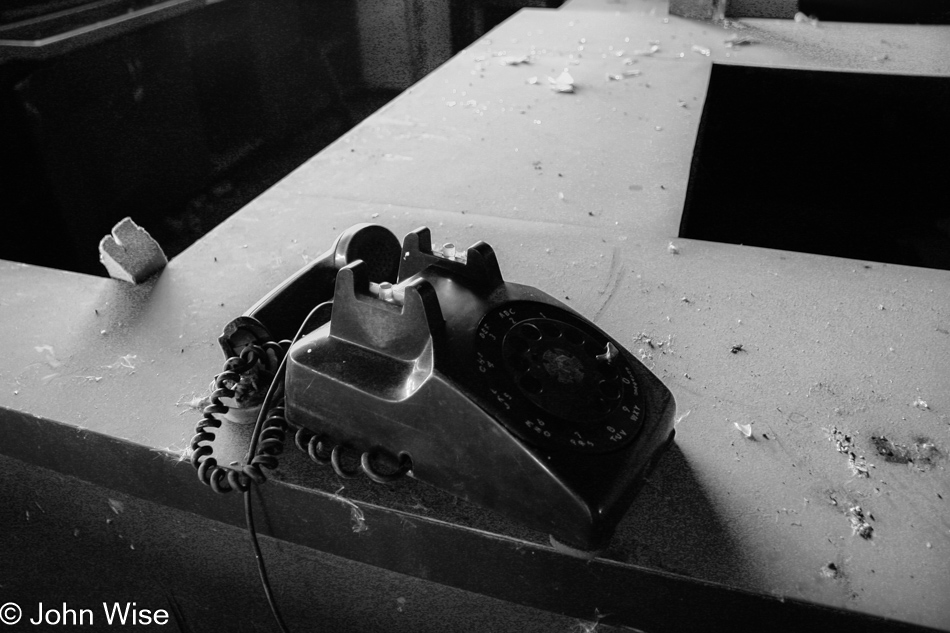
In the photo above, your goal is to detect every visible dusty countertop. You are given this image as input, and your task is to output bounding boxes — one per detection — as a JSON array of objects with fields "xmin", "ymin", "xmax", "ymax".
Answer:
[{"xmin": 1, "ymin": 1, "xmax": 948, "ymax": 630}]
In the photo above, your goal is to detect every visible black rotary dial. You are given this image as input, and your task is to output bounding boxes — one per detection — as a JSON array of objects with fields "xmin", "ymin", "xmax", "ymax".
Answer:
[{"xmin": 473, "ymin": 301, "xmax": 645, "ymax": 453}]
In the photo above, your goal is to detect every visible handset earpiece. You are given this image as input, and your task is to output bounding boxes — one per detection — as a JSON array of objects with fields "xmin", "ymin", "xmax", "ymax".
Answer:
[{"xmin": 219, "ymin": 224, "xmax": 400, "ymax": 357}]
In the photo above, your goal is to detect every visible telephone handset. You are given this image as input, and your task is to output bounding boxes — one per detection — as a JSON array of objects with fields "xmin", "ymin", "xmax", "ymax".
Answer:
[{"xmin": 216, "ymin": 224, "xmax": 676, "ymax": 552}]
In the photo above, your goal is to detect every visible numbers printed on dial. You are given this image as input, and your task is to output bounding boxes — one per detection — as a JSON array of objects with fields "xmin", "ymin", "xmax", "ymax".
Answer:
[
  {"xmin": 490, "ymin": 386, "xmax": 514, "ymax": 411},
  {"xmin": 525, "ymin": 418, "xmax": 552, "ymax": 438},
  {"xmin": 473, "ymin": 301, "xmax": 646, "ymax": 454}
]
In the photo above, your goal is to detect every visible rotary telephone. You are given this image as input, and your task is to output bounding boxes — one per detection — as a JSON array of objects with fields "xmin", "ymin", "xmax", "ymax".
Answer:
[{"xmin": 196, "ymin": 224, "xmax": 676, "ymax": 553}]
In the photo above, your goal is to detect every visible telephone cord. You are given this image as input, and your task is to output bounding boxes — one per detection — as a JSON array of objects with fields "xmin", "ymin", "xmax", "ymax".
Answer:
[
  {"xmin": 188, "ymin": 318, "xmax": 412, "ymax": 633},
  {"xmin": 190, "ymin": 347, "xmax": 412, "ymax": 491}
]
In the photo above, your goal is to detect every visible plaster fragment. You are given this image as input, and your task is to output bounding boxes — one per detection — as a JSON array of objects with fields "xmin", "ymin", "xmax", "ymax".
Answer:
[
  {"xmin": 847, "ymin": 506, "xmax": 873, "ymax": 539},
  {"xmin": 734, "ymin": 422, "xmax": 753, "ymax": 438},
  {"xmin": 499, "ymin": 55, "xmax": 530, "ymax": 65},
  {"xmin": 98, "ymin": 217, "xmax": 167, "ymax": 284},
  {"xmin": 549, "ymin": 70, "xmax": 575, "ymax": 93},
  {"xmin": 632, "ymin": 44, "xmax": 660, "ymax": 56},
  {"xmin": 794, "ymin": 12, "xmax": 820, "ymax": 26},
  {"xmin": 724, "ymin": 35, "xmax": 758, "ymax": 47},
  {"xmin": 912, "ymin": 398, "xmax": 930, "ymax": 410},
  {"xmin": 691, "ymin": 44, "xmax": 711, "ymax": 56}
]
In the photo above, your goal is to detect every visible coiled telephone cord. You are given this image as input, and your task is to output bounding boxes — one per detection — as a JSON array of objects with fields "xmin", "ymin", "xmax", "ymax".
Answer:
[
  {"xmin": 190, "ymin": 341, "xmax": 289, "ymax": 493},
  {"xmin": 189, "ymin": 324, "xmax": 412, "ymax": 633},
  {"xmin": 190, "ymin": 345, "xmax": 412, "ymax": 491}
]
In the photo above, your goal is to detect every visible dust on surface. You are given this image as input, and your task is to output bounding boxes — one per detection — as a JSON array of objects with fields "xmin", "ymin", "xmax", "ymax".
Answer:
[{"xmin": 869, "ymin": 435, "xmax": 942, "ymax": 471}]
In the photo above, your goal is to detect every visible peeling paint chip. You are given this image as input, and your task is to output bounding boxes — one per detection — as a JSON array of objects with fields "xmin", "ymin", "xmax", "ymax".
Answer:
[
  {"xmin": 847, "ymin": 506, "xmax": 873, "ymax": 539},
  {"xmin": 724, "ymin": 35, "xmax": 759, "ymax": 47},
  {"xmin": 734, "ymin": 422, "xmax": 753, "ymax": 438},
  {"xmin": 99, "ymin": 217, "xmax": 167, "ymax": 284},
  {"xmin": 500, "ymin": 55, "xmax": 530, "ymax": 65},
  {"xmin": 548, "ymin": 70, "xmax": 575, "ymax": 93},
  {"xmin": 632, "ymin": 44, "xmax": 660, "ymax": 56},
  {"xmin": 794, "ymin": 11, "xmax": 820, "ymax": 26}
]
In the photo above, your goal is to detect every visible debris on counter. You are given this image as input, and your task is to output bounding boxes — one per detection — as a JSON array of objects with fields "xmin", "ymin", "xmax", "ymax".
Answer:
[
  {"xmin": 847, "ymin": 506, "xmax": 873, "ymax": 539},
  {"xmin": 730, "ymin": 344, "xmax": 744, "ymax": 354},
  {"xmin": 724, "ymin": 35, "xmax": 759, "ymax": 47},
  {"xmin": 870, "ymin": 435, "xmax": 941, "ymax": 471},
  {"xmin": 794, "ymin": 12, "xmax": 820, "ymax": 27},
  {"xmin": 176, "ymin": 392, "xmax": 212, "ymax": 416},
  {"xmin": 104, "ymin": 354, "xmax": 137, "ymax": 371},
  {"xmin": 829, "ymin": 426, "xmax": 869, "ymax": 478},
  {"xmin": 848, "ymin": 454, "xmax": 869, "ymax": 478},
  {"xmin": 606, "ymin": 70, "xmax": 641, "ymax": 81},
  {"xmin": 675, "ymin": 410, "xmax": 691, "ymax": 426},
  {"xmin": 332, "ymin": 486, "xmax": 368, "ymax": 533},
  {"xmin": 634, "ymin": 332, "xmax": 655, "ymax": 349},
  {"xmin": 526, "ymin": 76, "xmax": 539, "ymax": 85},
  {"xmin": 830, "ymin": 427, "xmax": 853, "ymax": 453},
  {"xmin": 691, "ymin": 44, "xmax": 711, "ymax": 56},
  {"xmin": 638, "ymin": 347, "xmax": 654, "ymax": 366},
  {"xmin": 499, "ymin": 55, "xmax": 530, "ymax": 65},
  {"xmin": 668, "ymin": 241, "xmax": 679, "ymax": 254},
  {"xmin": 912, "ymin": 397, "xmax": 930, "ymax": 410},
  {"xmin": 632, "ymin": 44, "xmax": 660, "ymax": 56},
  {"xmin": 549, "ymin": 70, "xmax": 575, "ymax": 93},
  {"xmin": 734, "ymin": 422, "xmax": 753, "ymax": 438},
  {"xmin": 871, "ymin": 435, "xmax": 913, "ymax": 464},
  {"xmin": 98, "ymin": 217, "xmax": 167, "ymax": 284},
  {"xmin": 820, "ymin": 562, "xmax": 843, "ymax": 579},
  {"xmin": 34, "ymin": 344, "xmax": 63, "ymax": 368}
]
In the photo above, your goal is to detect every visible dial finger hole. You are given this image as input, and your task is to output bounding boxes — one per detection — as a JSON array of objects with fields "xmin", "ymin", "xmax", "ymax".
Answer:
[
  {"xmin": 598, "ymin": 380, "xmax": 622, "ymax": 400},
  {"xmin": 519, "ymin": 323, "xmax": 542, "ymax": 342},
  {"xmin": 564, "ymin": 327, "xmax": 584, "ymax": 345},
  {"xmin": 507, "ymin": 335, "xmax": 529, "ymax": 354},
  {"xmin": 520, "ymin": 373, "xmax": 543, "ymax": 395},
  {"xmin": 508, "ymin": 354, "xmax": 531, "ymax": 372},
  {"xmin": 587, "ymin": 398, "xmax": 611, "ymax": 416},
  {"xmin": 599, "ymin": 362, "xmax": 619, "ymax": 380},
  {"xmin": 539, "ymin": 321, "xmax": 561, "ymax": 340}
]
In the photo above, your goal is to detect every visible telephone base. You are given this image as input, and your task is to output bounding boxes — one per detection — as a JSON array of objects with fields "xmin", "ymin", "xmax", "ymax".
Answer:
[{"xmin": 204, "ymin": 224, "xmax": 679, "ymax": 550}]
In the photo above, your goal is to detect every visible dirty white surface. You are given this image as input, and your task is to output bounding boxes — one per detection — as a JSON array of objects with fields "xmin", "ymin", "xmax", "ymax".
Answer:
[
  {"xmin": 2, "ymin": 2, "xmax": 948, "ymax": 630},
  {"xmin": 247, "ymin": 6, "xmax": 950, "ymax": 627}
]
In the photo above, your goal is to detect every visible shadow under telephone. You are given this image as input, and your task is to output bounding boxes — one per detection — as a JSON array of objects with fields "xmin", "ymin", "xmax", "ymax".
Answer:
[{"xmin": 191, "ymin": 224, "xmax": 676, "ymax": 553}]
